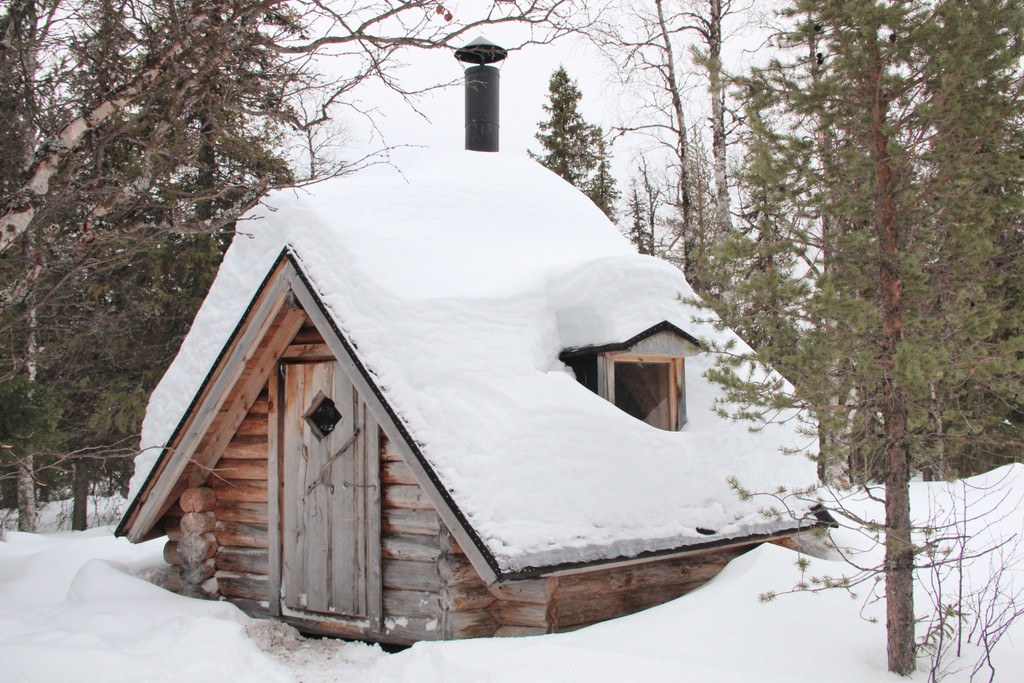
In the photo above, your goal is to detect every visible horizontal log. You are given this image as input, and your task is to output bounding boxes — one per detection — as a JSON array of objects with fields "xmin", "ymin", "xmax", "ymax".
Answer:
[
  {"xmin": 181, "ymin": 511, "xmax": 216, "ymax": 535},
  {"xmin": 383, "ymin": 589, "xmax": 442, "ymax": 619},
  {"xmin": 381, "ymin": 534, "xmax": 442, "ymax": 563},
  {"xmin": 439, "ymin": 552, "xmax": 484, "ymax": 587},
  {"xmin": 488, "ymin": 600, "xmax": 550, "ymax": 629},
  {"xmin": 215, "ymin": 520, "xmax": 269, "ymax": 549},
  {"xmin": 488, "ymin": 578, "xmax": 551, "ymax": 605},
  {"xmin": 212, "ymin": 457, "xmax": 268, "ymax": 481},
  {"xmin": 216, "ymin": 546, "xmax": 270, "ymax": 575},
  {"xmin": 163, "ymin": 540, "xmax": 180, "ymax": 566},
  {"xmin": 179, "ymin": 532, "xmax": 218, "ymax": 565},
  {"xmin": 771, "ymin": 536, "xmax": 800, "ymax": 551},
  {"xmin": 235, "ymin": 414, "xmax": 269, "ymax": 437},
  {"xmin": 164, "ymin": 515, "xmax": 182, "ymax": 541},
  {"xmin": 555, "ymin": 550, "xmax": 737, "ymax": 599},
  {"xmin": 382, "ymin": 484, "xmax": 432, "ymax": 510},
  {"xmin": 382, "ymin": 508, "xmax": 441, "ymax": 537},
  {"xmin": 381, "ymin": 461, "xmax": 417, "ymax": 486},
  {"xmin": 493, "ymin": 625, "xmax": 547, "ymax": 638},
  {"xmin": 442, "ymin": 584, "xmax": 496, "ymax": 611},
  {"xmin": 161, "ymin": 567, "xmax": 182, "ymax": 593},
  {"xmin": 382, "ymin": 615, "xmax": 445, "ymax": 642},
  {"xmin": 383, "ymin": 560, "xmax": 443, "ymax": 592},
  {"xmin": 218, "ymin": 571, "xmax": 270, "ymax": 602},
  {"xmin": 181, "ymin": 558, "xmax": 217, "ymax": 585},
  {"xmin": 448, "ymin": 609, "xmax": 499, "ymax": 639},
  {"xmin": 281, "ymin": 343, "xmax": 334, "ymax": 361},
  {"xmin": 222, "ymin": 435, "xmax": 268, "ymax": 460},
  {"xmin": 163, "ymin": 502, "xmax": 185, "ymax": 518},
  {"xmin": 380, "ymin": 438, "xmax": 403, "ymax": 462},
  {"xmin": 441, "ymin": 535, "xmax": 464, "ymax": 555},
  {"xmin": 206, "ymin": 480, "xmax": 267, "ymax": 503},
  {"xmin": 215, "ymin": 501, "xmax": 269, "ymax": 524},
  {"xmin": 248, "ymin": 395, "xmax": 269, "ymax": 416},
  {"xmin": 555, "ymin": 580, "xmax": 707, "ymax": 629},
  {"xmin": 291, "ymin": 326, "xmax": 325, "ymax": 345},
  {"xmin": 180, "ymin": 487, "xmax": 217, "ymax": 513}
]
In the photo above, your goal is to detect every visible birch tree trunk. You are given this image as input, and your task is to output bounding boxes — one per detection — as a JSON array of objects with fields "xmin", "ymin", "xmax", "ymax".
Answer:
[
  {"xmin": 654, "ymin": 0, "xmax": 696, "ymax": 276},
  {"xmin": 12, "ymin": 0, "xmax": 41, "ymax": 533},
  {"xmin": 707, "ymin": 0, "xmax": 731, "ymax": 242}
]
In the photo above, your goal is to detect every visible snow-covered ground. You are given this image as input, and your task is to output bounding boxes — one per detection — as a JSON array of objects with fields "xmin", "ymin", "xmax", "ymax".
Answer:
[{"xmin": 3, "ymin": 467, "xmax": 1023, "ymax": 682}]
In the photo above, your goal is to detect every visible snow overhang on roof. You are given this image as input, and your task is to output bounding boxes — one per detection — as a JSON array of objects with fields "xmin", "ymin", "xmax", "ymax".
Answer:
[{"xmin": 124, "ymin": 150, "xmax": 821, "ymax": 574}]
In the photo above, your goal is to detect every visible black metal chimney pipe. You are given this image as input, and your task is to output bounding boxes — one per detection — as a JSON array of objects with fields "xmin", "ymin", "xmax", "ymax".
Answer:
[{"xmin": 454, "ymin": 37, "xmax": 507, "ymax": 152}]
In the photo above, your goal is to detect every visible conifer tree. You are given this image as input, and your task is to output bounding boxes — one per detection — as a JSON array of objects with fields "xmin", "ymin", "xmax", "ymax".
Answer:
[
  {"xmin": 531, "ymin": 67, "xmax": 619, "ymax": 219},
  {"xmin": 704, "ymin": 1, "xmax": 1024, "ymax": 674}
]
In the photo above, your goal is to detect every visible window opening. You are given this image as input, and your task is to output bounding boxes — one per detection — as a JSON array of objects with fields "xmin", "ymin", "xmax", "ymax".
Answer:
[
  {"xmin": 612, "ymin": 360, "xmax": 675, "ymax": 430},
  {"xmin": 303, "ymin": 391, "xmax": 342, "ymax": 439}
]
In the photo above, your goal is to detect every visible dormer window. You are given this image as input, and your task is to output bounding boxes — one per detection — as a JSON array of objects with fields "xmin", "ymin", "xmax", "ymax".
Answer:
[
  {"xmin": 560, "ymin": 323, "xmax": 701, "ymax": 432},
  {"xmin": 609, "ymin": 354, "xmax": 684, "ymax": 430}
]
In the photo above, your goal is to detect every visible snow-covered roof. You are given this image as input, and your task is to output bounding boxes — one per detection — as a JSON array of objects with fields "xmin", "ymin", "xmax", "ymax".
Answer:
[{"xmin": 129, "ymin": 150, "xmax": 818, "ymax": 573}]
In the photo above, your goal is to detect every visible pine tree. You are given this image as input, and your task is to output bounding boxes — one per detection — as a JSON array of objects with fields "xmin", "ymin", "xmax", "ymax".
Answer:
[
  {"xmin": 531, "ymin": 67, "xmax": 619, "ymax": 219},
  {"xmin": 704, "ymin": 1, "xmax": 1024, "ymax": 674}
]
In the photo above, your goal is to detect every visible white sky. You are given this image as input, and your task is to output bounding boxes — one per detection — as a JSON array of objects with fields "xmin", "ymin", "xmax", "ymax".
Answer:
[
  {"xmin": 349, "ymin": 34, "xmax": 620, "ymax": 174},
  {"xmin": 343, "ymin": 0, "xmax": 778, "ymax": 196}
]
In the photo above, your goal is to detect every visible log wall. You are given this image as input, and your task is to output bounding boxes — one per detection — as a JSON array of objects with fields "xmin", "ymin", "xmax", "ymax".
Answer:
[
  {"xmin": 208, "ymin": 388, "xmax": 272, "ymax": 616},
  {"xmin": 378, "ymin": 436, "xmax": 500, "ymax": 641}
]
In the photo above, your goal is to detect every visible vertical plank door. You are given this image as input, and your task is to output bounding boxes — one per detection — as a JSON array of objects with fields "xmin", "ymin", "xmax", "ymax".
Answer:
[{"xmin": 281, "ymin": 361, "xmax": 369, "ymax": 617}]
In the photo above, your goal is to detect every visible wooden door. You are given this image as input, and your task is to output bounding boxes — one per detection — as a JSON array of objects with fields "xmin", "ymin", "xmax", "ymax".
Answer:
[{"xmin": 280, "ymin": 361, "xmax": 372, "ymax": 618}]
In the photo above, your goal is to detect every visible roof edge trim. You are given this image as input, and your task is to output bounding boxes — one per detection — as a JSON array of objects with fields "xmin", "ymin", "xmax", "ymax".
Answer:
[
  {"xmin": 559, "ymin": 321, "xmax": 704, "ymax": 360},
  {"xmin": 495, "ymin": 518, "xmax": 829, "ymax": 582}
]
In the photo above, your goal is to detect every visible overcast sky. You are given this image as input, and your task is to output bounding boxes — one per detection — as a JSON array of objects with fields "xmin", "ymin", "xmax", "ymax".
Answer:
[
  {"xmin": 351, "ymin": 33, "xmax": 617, "ymax": 172},
  {"xmin": 340, "ymin": 1, "xmax": 776, "ymax": 195}
]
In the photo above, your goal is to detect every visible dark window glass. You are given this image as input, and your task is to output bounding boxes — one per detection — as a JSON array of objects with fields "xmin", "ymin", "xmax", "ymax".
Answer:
[
  {"xmin": 304, "ymin": 395, "xmax": 342, "ymax": 439},
  {"xmin": 614, "ymin": 361, "xmax": 673, "ymax": 430}
]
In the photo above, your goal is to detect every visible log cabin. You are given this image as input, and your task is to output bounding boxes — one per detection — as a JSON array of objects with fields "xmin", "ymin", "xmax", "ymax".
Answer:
[{"xmin": 116, "ymin": 40, "xmax": 824, "ymax": 644}]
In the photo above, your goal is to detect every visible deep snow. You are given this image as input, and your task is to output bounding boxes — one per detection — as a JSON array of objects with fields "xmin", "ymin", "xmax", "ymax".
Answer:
[{"xmin": 4, "ymin": 466, "xmax": 1023, "ymax": 682}]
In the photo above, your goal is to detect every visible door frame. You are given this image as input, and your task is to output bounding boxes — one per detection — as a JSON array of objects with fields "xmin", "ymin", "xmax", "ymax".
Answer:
[{"xmin": 268, "ymin": 354, "xmax": 382, "ymax": 630}]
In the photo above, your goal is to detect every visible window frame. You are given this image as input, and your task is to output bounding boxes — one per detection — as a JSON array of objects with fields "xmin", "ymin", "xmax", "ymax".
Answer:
[{"xmin": 603, "ymin": 352, "xmax": 687, "ymax": 431}]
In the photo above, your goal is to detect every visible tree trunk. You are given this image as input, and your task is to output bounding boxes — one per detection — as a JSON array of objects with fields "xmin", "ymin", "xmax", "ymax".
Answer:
[
  {"xmin": 869, "ymin": 47, "xmax": 916, "ymax": 676},
  {"xmin": 654, "ymin": 0, "xmax": 695, "ymax": 278},
  {"xmin": 708, "ymin": 0, "xmax": 731, "ymax": 242},
  {"xmin": 16, "ymin": 456, "xmax": 36, "ymax": 532},
  {"xmin": 17, "ymin": 227, "xmax": 41, "ymax": 533},
  {"xmin": 809, "ymin": 16, "xmax": 845, "ymax": 485},
  {"xmin": 72, "ymin": 457, "xmax": 90, "ymax": 530}
]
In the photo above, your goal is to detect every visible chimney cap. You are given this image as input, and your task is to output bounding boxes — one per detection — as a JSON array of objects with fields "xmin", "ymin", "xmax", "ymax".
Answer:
[{"xmin": 455, "ymin": 36, "xmax": 507, "ymax": 66}]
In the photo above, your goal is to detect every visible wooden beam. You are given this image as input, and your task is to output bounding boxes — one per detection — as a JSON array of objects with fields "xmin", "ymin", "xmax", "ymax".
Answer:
[
  {"xmin": 211, "ymin": 458, "xmax": 268, "ymax": 481},
  {"xmin": 383, "ymin": 560, "xmax": 444, "ymax": 592},
  {"xmin": 382, "ymin": 508, "xmax": 442, "ymax": 537},
  {"xmin": 267, "ymin": 360, "xmax": 283, "ymax": 618},
  {"xmin": 214, "ymin": 501, "xmax": 268, "ymax": 524},
  {"xmin": 381, "ymin": 534, "xmax": 443, "ymax": 564},
  {"xmin": 216, "ymin": 546, "xmax": 270, "ymax": 575},
  {"xmin": 218, "ymin": 572, "xmax": 270, "ymax": 602},
  {"xmin": 215, "ymin": 520, "xmax": 269, "ymax": 549}
]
